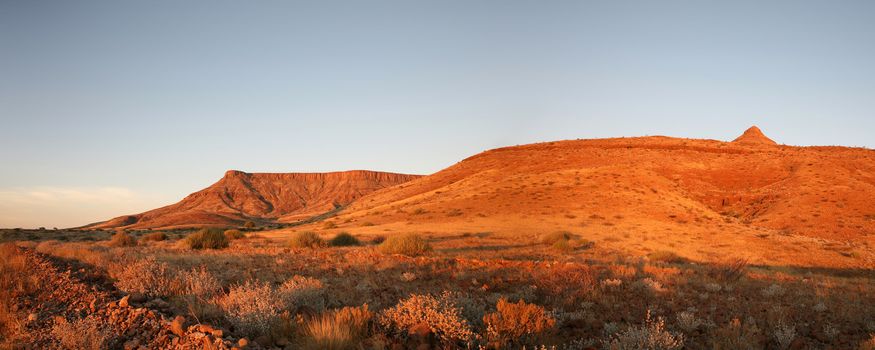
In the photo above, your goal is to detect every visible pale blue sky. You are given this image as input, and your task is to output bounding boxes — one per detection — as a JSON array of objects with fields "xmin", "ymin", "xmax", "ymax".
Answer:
[{"xmin": 1, "ymin": 0, "xmax": 874, "ymax": 228}]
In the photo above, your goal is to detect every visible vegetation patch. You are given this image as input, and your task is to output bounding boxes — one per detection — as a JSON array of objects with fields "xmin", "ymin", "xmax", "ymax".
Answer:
[
  {"xmin": 379, "ymin": 233, "xmax": 432, "ymax": 256},
  {"xmin": 647, "ymin": 250, "xmax": 687, "ymax": 264},
  {"xmin": 223, "ymin": 229, "xmax": 245, "ymax": 240},
  {"xmin": 109, "ymin": 231, "xmax": 137, "ymax": 247},
  {"xmin": 185, "ymin": 228, "xmax": 229, "ymax": 250},
  {"xmin": 141, "ymin": 231, "xmax": 167, "ymax": 242},
  {"xmin": 290, "ymin": 231, "xmax": 326, "ymax": 249},
  {"xmin": 328, "ymin": 232, "xmax": 360, "ymax": 247}
]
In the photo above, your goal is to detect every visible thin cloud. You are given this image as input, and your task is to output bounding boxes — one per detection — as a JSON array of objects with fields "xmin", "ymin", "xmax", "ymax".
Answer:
[{"xmin": 0, "ymin": 186, "xmax": 171, "ymax": 229}]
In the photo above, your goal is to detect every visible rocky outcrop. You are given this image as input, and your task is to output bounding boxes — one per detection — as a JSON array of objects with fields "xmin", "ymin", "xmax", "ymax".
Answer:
[{"xmin": 87, "ymin": 170, "xmax": 421, "ymax": 230}]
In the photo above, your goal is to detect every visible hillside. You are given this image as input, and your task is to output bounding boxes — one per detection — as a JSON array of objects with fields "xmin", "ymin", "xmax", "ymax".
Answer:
[
  {"xmin": 87, "ymin": 170, "xmax": 421, "ymax": 230},
  {"xmin": 282, "ymin": 127, "xmax": 875, "ymax": 268}
]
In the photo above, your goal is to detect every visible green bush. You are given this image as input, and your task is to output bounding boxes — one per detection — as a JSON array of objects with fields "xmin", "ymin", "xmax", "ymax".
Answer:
[
  {"xmin": 185, "ymin": 228, "xmax": 229, "ymax": 250},
  {"xmin": 141, "ymin": 231, "xmax": 167, "ymax": 242},
  {"xmin": 379, "ymin": 233, "xmax": 432, "ymax": 256},
  {"xmin": 109, "ymin": 231, "xmax": 137, "ymax": 247},
  {"xmin": 290, "ymin": 231, "xmax": 326, "ymax": 249},
  {"xmin": 329, "ymin": 232, "xmax": 360, "ymax": 247},
  {"xmin": 224, "ymin": 229, "xmax": 245, "ymax": 240}
]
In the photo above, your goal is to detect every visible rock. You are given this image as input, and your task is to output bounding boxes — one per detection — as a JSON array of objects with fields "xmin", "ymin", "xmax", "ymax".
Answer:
[
  {"xmin": 275, "ymin": 337, "xmax": 289, "ymax": 346},
  {"xmin": 170, "ymin": 315, "xmax": 186, "ymax": 337},
  {"xmin": 254, "ymin": 335, "xmax": 271, "ymax": 347},
  {"xmin": 130, "ymin": 292, "xmax": 147, "ymax": 303},
  {"xmin": 237, "ymin": 338, "xmax": 249, "ymax": 348},
  {"xmin": 123, "ymin": 339, "xmax": 140, "ymax": 350},
  {"xmin": 26, "ymin": 313, "xmax": 38, "ymax": 322},
  {"xmin": 197, "ymin": 324, "xmax": 223, "ymax": 337},
  {"xmin": 119, "ymin": 295, "xmax": 130, "ymax": 308}
]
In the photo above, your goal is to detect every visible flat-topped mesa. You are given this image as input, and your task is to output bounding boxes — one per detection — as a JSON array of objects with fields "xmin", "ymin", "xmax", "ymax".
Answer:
[
  {"xmin": 87, "ymin": 170, "xmax": 422, "ymax": 230},
  {"xmin": 732, "ymin": 126, "xmax": 777, "ymax": 145}
]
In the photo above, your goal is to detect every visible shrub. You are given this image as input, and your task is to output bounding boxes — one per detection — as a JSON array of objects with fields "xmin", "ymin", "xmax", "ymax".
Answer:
[
  {"xmin": 539, "ymin": 231, "xmax": 573, "ymax": 244},
  {"xmin": 224, "ymin": 229, "xmax": 246, "ymax": 240},
  {"xmin": 51, "ymin": 317, "xmax": 116, "ymax": 350},
  {"xmin": 109, "ymin": 231, "xmax": 137, "ymax": 247},
  {"xmin": 709, "ymin": 259, "xmax": 748, "ymax": 282},
  {"xmin": 290, "ymin": 231, "xmax": 326, "ymax": 249},
  {"xmin": 323, "ymin": 221, "xmax": 337, "ymax": 229},
  {"xmin": 379, "ymin": 233, "xmax": 432, "ymax": 256},
  {"xmin": 179, "ymin": 266, "xmax": 222, "ymax": 298},
  {"xmin": 604, "ymin": 310, "xmax": 684, "ymax": 350},
  {"xmin": 647, "ymin": 251, "xmax": 686, "ymax": 264},
  {"xmin": 379, "ymin": 292, "xmax": 474, "ymax": 344},
  {"xmin": 483, "ymin": 298, "xmax": 556, "ymax": 347},
  {"xmin": 712, "ymin": 317, "xmax": 761, "ymax": 350},
  {"xmin": 111, "ymin": 256, "xmax": 178, "ymax": 297},
  {"xmin": 185, "ymin": 228, "xmax": 229, "ymax": 250},
  {"xmin": 216, "ymin": 280, "xmax": 284, "ymax": 338},
  {"xmin": 300, "ymin": 305, "xmax": 373, "ymax": 350},
  {"xmin": 243, "ymin": 221, "xmax": 256, "ymax": 229},
  {"xmin": 329, "ymin": 232, "xmax": 360, "ymax": 247},
  {"xmin": 552, "ymin": 239, "xmax": 574, "ymax": 253},
  {"xmin": 279, "ymin": 275, "xmax": 326, "ymax": 311},
  {"xmin": 773, "ymin": 321, "xmax": 796, "ymax": 350},
  {"xmin": 141, "ymin": 231, "xmax": 167, "ymax": 242}
]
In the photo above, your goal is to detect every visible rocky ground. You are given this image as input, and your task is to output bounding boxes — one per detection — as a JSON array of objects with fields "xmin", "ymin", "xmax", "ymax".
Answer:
[{"xmin": 4, "ymin": 245, "xmax": 248, "ymax": 350}]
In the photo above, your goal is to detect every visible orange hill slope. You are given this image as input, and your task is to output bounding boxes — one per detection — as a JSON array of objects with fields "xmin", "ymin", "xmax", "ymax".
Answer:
[
  {"xmin": 87, "ymin": 170, "xmax": 421, "ymax": 230},
  {"xmin": 304, "ymin": 127, "xmax": 875, "ymax": 267}
]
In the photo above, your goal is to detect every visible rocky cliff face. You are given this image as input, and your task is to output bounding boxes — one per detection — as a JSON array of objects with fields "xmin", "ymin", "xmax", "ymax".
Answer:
[{"xmin": 88, "ymin": 170, "xmax": 421, "ymax": 229}]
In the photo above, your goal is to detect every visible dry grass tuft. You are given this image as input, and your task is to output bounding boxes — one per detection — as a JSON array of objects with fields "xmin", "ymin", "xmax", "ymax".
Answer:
[
  {"xmin": 379, "ymin": 233, "xmax": 432, "ymax": 256},
  {"xmin": 647, "ymin": 250, "xmax": 686, "ymax": 264},
  {"xmin": 290, "ymin": 231, "xmax": 326, "ymax": 249},
  {"xmin": 140, "ymin": 231, "xmax": 167, "ymax": 242},
  {"xmin": 483, "ymin": 298, "xmax": 556, "ymax": 348},
  {"xmin": 109, "ymin": 231, "xmax": 137, "ymax": 247},
  {"xmin": 185, "ymin": 228, "xmax": 229, "ymax": 250},
  {"xmin": 224, "ymin": 229, "xmax": 246, "ymax": 240},
  {"xmin": 300, "ymin": 304, "xmax": 373, "ymax": 350}
]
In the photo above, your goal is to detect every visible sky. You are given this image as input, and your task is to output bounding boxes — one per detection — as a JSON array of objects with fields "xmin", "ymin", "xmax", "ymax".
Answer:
[{"xmin": 1, "ymin": 0, "xmax": 874, "ymax": 228}]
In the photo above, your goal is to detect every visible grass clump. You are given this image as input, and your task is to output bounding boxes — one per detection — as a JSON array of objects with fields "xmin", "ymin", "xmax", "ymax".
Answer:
[
  {"xmin": 290, "ymin": 231, "xmax": 326, "ymax": 249},
  {"xmin": 379, "ymin": 233, "xmax": 432, "ymax": 256},
  {"xmin": 329, "ymin": 232, "xmax": 360, "ymax": 247},
  {"xmin": 323, "ymin": 221, "xmax": 337, "ymax": 229},
  {"xmin": 185, "ymin": 228, "xmax": 229, "ymax": 250},
  {"xmin": 647, "ymin": 250, "xmax": 686, "ymax": 264},
  {"xmin": 141, "ymin": 231, "xmax": 167, "ymax": 242},
  {"xmin": 224, "ymin": 229, "xmax": 245, "ymax": 240},
  {"xmin": 483, "ymin": 298, "xmax": 557, "ymax": 348},
  {"xmin": 109, "ymin": 231, "xmax": 137, "ymax": 247},
  {"xmin": 300, "ymin": 305, "xmax": 373, "ymax": 350},
  {"xmin": 539, "ymin": 231, "xmax": 574, "ymax": 245}
]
